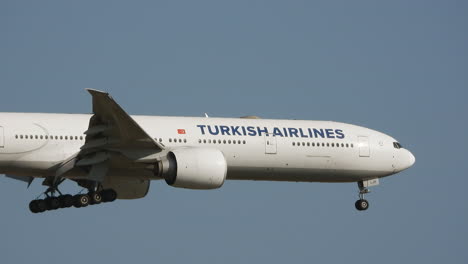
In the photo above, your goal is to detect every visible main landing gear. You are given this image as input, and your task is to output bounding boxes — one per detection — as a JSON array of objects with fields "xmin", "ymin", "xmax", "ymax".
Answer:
[
  {"xmin": 28, "ymin": 178, "xmax": 118, "ymax": 213},
  {"xmin": 29, "ymin": 189, "xmax": 117, "ymax": 213}
]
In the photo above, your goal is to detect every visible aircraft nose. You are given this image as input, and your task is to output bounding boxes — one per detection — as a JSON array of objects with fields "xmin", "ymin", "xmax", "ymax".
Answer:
[
  {"xmin": 400, "ymin": 149, "xmax": 415, "ymax": 171},
  {"xmin": 408, "ymin": 150, "xmax": 415, "ymax": 168}
]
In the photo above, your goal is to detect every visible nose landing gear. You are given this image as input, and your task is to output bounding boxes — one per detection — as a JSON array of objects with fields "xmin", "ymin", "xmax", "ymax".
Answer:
[{"xmin": 354, "ymin": 179, "xmax": 378, "ymax": 211}]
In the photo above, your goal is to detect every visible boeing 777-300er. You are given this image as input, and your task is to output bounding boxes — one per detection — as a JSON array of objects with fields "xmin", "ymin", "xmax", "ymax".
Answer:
[{"xmin": 0, "ymin": 89, "xmax": 415, "ymax": 213}]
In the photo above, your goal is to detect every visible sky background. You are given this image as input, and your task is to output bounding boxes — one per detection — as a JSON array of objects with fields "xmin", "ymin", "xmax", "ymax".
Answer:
[{"xmin": 1, "ymin": 0, "xmax": 467, "ymax": 263}]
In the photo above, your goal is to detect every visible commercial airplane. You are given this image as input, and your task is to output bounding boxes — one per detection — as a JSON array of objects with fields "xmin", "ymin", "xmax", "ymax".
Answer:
[{"xmin": 0, "ymin": 89, "xmax": 415, "ymax": 213}]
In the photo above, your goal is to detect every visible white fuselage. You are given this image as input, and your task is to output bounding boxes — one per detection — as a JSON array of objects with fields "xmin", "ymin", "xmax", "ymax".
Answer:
[{"xmin": 0, "ymin": 113, "xmax": 414, "ymax": 183}]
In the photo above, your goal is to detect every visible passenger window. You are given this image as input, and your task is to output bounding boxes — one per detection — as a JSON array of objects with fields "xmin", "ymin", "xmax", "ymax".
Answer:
[
  {"xmin": 307, "ymin": 142, "xmax": 310, "ymax": 147},
  {"xmin": 351, "ymin": 144, "xmax": 354, "ymax": 148},
  {"xmin": 184, "ymin": 139, "xmax": 187, "ymax": 143},
  {"xmin": 326, "ymin": 143, "xmax": 330, "ymax": 147},
  {"xmin": 223, "ymin": 140, "xmax": 226, "ymax": 144},
  {"xmin": 233, "ymin": 140, "xmax": 236, "ymax": 144},
  {"xmin": 292, "ymin": 142, "xmax": 295, "ymax": 146},
  {"xmin": 228, "ymin": 140, "xmax": 231, "ymax": 144},
  {"xmin": 312, "ymin": 143, "xmax": 315, "ymax": 147},
  {"xmin": 331, "ymin": 143, "xmax": 335, "ymax": 147},
  {"xmin": 243, "ymin": 140, "xmax": 246, "ymax": 144}
]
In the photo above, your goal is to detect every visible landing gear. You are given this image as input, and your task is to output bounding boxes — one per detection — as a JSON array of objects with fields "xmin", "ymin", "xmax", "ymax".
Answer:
[
  {"xmin": 28, "ymin": 178, "xmax": 118, "ymax": 213},
  {"xmin": 73, "ymin": 194, "xmax": 90, "ymax": 208},
  {"xmin": 355, "ymin": 199, "xmax": 369, "ymax": 211},
  {"xmin": 355, "ymin": 180, "xmax": 374, "ymax": 211}
]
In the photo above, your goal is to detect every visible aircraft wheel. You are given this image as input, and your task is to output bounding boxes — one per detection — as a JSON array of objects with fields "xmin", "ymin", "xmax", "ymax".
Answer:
[
  {"xmin": 47, "ymin": 197, "xmax": 61, "ymax": 210},
  {"xmin": 36, "ymin": 199, "xmax": 47, "ymax": 213},
  {"xmin": 29, "ymin": 200, "xmax": 40, "ymax": 213},
  {"xmin": 355, "ymin": 199, "xmax": 369, "ymax": 211},
  {"xmin": 89, "ymin": 192, "xmax": 102, "ymax": 205},
  {"xmin": 73, "ymin": 194, "xmax": 90, "ymax": 208},
  {"xmin": 101, "ymin": 189, "xmax": 117, "ymax": 202},
  {"xmin": 60, "ymin": 195, "xmax": 74, "ymax": 208}
]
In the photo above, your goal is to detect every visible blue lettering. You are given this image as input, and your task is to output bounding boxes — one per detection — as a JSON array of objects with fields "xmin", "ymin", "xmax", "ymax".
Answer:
[
  {"xmin": 241, "ymin": 126, "xmax": 247, "ymax": 136},
  {"xmin": 308, "ymin": 128, "xmax": 314, "ymax": 138},
  {"xmin": 231, "ymin": 126, "xmax": 242, "ymax": 136},
  {"xmin": 273, "ymin": 127, "xmax": 284, "ymax": 137},
  {"xmin": 220, "ymin": 125, "xmax": 231, "ymax": 136},
  {"xmin": 288, "ymin": 128, "xmax": 299, "ymax": 138},
  {"xmin": 247, "ymin": 126, "xmax": 257, "ymax": 136},
  {"xmin": 257, "ymin": 127, "xmax": 269, "ymax": 136},
  {"xmin": 335, "ymin": 129, "xmax": 345, "ymax": 139},
  {"xmin": 207, "ymin": 125, "xmax": 220, "ymax": 135},
  {"xmin": 313, "ymin": 129, "xmax": 325, "ymax": 138},
  {"xmin": 299, "ymin": 128, "xmax": 308, "ymax": 138},
  {"xmin": 197, "ymin": 125, "xmax": 206, "ymax": 135},
  {"xmin": 325, "ymin": 129, "xmax": 335, "ymax": 138}
]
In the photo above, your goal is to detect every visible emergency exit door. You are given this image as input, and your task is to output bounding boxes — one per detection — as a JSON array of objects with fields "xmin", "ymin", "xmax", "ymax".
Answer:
[
  {"xmin": 358, "ymin": 136, "xmax": 370, "ymax": 157},
  {"xmin": 265, "ymin": 134, "xmax": 277, "ymax": 154},
  {"xmin": 0, "ymin": 126, "xmax": 4, "ymax": 148}
]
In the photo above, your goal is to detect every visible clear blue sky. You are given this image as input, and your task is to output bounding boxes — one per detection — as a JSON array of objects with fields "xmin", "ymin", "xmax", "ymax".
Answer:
[{"xmin": 1, "ymin": 1, "xmax": 467, "ymax": 263}]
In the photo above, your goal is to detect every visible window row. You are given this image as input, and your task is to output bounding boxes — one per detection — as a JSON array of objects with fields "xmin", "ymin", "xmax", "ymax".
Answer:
[
  {"xmin": 15, "ymin": 135, "xmax": 84, "ymax": 141},
  {"xmin": 199, "ymin": 139, "xmax": 247, "ymax": 145},
  {"xmin": 293, "ymin": 142, "xmax": 354, "ymax": 148},
  {"xmin": 154, "ymin": 138, "xmax": 187, "ymax": 144}
]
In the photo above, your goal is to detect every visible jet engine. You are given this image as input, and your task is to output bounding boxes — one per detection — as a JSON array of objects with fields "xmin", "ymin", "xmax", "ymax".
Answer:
[{"xmin": 154, "ymin": 148, "xmax": 227, "ymax": 190}]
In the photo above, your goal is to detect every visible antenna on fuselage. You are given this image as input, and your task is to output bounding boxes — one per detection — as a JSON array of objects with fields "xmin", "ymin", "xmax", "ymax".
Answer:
[{"xmin": 204, "ymin": 113, "xmax": 209, "ymax": 118}]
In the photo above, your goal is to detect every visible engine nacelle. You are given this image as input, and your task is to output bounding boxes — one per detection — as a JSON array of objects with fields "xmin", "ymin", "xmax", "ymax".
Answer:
[{"xmin": 154, "ymin": 148, "xmax": 227, "ymax": 190}]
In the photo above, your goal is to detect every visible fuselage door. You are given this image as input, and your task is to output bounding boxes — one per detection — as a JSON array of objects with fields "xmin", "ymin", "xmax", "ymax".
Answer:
[
  {"xmin": 265, "ymin": 133, "xmax": 277, "ymax": 154},
  {"xmin": 0, "ymin": 126, "xmax": 4, "ymax": 148},
  {"xmin": 358, "ymin": 136, "xmax": 370, "ymax": 157}
]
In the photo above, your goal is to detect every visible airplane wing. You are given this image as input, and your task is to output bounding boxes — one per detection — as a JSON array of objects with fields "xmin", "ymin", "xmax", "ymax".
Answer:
[
  {"xmin": 83, "ymin": 88, "xmax": 164, "ymax": 152},
  {"xmin": 54, "ymin": 89, "xmax": 164, "ymax": 197}
]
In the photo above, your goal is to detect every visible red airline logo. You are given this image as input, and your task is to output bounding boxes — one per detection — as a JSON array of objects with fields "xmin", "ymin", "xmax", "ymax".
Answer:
[{"xmin": 177, "ymin": 129, "xmax": 186, "ymax": 134}]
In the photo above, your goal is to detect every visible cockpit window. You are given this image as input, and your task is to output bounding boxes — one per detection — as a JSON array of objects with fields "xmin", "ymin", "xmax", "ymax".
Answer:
[{"xmin": 393, "ymin": 142, "xmax": 403, "ymax": 149}]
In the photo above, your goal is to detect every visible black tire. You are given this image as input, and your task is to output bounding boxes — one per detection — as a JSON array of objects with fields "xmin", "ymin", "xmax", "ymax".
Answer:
[
  {"xmin": 61, "ymin": 195, "xmax": 74, "ymax": 208},
  {"xmin": 89, "ymin": 192, "xmax": 102, "ymax": 205},
  {"xmin": 48, "ymin": 197, "xmax": 61, "ymax": 210},
  {"xmin": 101, "ymin": 189, "xmax": 117, "ymax": 202},
  {"xmin": 36, "ymin": 199, "xmax": 47, "ymax": 213},
  {"xmin": 355, "ymin": 199, "xmax": 369, "ymax": 211},
  {"xmin": 29, "ymin": 200, "xmax": 39, "ymax": 213},
  {"xmin": 44, "ymin": 197, "xmax": 53, "ymax": 210},
  {"xmin": 73, "ymin": 194, "xmax": 90, "ymax": 208}
]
